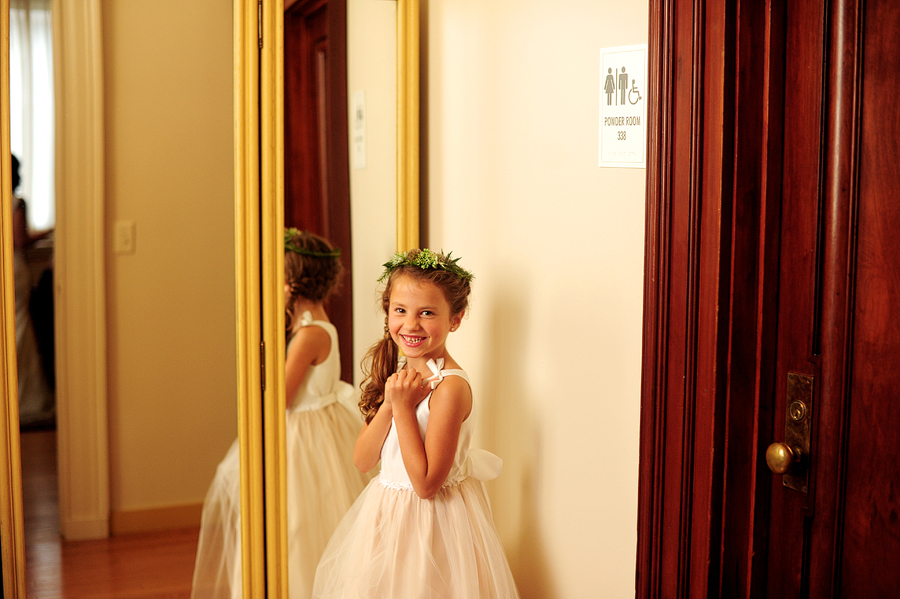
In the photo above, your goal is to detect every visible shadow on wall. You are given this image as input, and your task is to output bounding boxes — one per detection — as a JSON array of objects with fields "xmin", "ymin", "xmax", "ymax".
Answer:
[{"xmin": 479, "ymin": 281, "xmax": 551, "ymax": 599}]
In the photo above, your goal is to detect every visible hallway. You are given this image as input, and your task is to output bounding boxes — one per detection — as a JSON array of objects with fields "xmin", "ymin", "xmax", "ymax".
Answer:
[{"xmin": 21, "ymin": 430, "xmax": 200, "ymax": 598}]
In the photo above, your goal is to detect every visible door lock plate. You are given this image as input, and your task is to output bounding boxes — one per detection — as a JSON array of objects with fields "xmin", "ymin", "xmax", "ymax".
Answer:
[{"xmin": 782, "ymin": 372, "xmax": 813, "ymax": 493}]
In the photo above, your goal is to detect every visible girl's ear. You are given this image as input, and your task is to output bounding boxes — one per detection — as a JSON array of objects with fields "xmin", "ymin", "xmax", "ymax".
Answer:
[{"xmin": 449, "ymin": 312, "xmax": 464, "ymax": 332}]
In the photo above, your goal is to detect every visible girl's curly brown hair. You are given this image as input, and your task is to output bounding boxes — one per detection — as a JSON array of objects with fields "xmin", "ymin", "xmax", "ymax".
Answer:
[
  {"xmin": 358, "ymin": 249, "xmax": 472, "ymax": 423},
  {"xmin": 284, "ymin": 230, "xmax": 343, "ymax": 343}
]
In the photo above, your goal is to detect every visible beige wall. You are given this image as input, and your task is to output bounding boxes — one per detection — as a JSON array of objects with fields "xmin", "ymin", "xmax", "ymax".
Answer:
[
  {"xmin": 347, "ymin": 0, "xmax": 399, "ymax": 383},
  {"xmin": 102, "ymin": 1, "xmax": 236, "ymax": 518},
  {"xmin": 425, "ymin": 0, "xmax": 647, "ymax": 596}
]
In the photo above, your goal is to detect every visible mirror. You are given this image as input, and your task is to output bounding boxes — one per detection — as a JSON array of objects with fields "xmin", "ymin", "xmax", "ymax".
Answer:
[
  {"xmin": 1, "ymin": 0, "xmax": 417, "ymax": 596},
  {"xmin": 247, "ymin": 0, "xmax": 419, "ymax": 594}
]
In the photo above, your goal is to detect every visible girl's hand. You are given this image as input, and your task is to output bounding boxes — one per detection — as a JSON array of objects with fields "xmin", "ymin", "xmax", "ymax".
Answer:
[{"xmin": 385, "ymin": 368, "xmax": 431, "ymax": 411}]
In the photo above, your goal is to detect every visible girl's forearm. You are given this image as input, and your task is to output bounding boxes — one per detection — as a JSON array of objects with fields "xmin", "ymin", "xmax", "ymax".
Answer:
[
  {"xmin": 393, "ymin": 406, "xmax": 443, "ymax": 499},
  {"xmin": 353, "ymin": 405, "xmax": 392, "ymax": 472}
]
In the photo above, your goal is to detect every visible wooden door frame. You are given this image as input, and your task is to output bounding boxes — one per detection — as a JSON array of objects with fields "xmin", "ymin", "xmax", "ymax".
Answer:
[
  {"xmin": 638, "ymin": 0, "xmax": 781, "ymax": 595},
  {"xmin": 638, "ymin": 1, "xmax": 739, "ymax": 594},
  {"xmin": 638, "ymin": 0, "xmax": 864, "ymax": 596}
]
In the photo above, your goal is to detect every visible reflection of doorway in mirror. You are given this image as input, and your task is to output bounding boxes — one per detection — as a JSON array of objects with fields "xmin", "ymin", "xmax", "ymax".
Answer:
[
  {"xmin": 10, "ymin": 0, "xmax": 57, "ymax": 429},
  {"xmin": 284, "ymin": 0, "xmax": 354, "ymax": 385},
  {"xmin": 9, "ymin": 2, "xmax": 61, "ymax": 587}
]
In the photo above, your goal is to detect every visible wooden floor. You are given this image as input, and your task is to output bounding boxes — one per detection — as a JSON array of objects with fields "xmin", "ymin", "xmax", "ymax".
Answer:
[{"xmin": 21, "ymin": 430, "xmax": 201, "ymax": 598}]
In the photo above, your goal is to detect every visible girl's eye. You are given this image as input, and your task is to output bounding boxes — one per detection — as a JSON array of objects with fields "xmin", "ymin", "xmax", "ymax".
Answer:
[
  {"xmin": 421, "ymin": 310, "xmax": 434, "ymax": 317},
  {"xmin": 393, "ymin": 307, "xmax": 405, "ymax": 314}
]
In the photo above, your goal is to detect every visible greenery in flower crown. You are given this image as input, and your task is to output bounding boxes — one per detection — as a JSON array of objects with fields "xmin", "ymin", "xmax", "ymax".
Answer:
[
  {"xmin": 284, "ymin": 227, "xmax": 341, "ymax": 258},
  {"xmin": 378, "ymin": 248, "xmax": 474, "ymax": 283}
]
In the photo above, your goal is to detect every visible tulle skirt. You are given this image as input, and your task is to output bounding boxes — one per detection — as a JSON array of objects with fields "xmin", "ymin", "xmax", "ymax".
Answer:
[
  {"xmin": 312, "ymin": 477, "xmax": 520, "ymax": 599},
  {"xmin": 191, "ymin": 439, "xmax": 241, "ymax": 599},
  {"xmin": 192, "ymin": 402, "xmax": 371, "ymax": 599}
]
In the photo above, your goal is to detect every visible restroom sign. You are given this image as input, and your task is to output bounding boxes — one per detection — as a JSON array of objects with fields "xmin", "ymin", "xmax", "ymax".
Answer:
[{"xmin": 599, "ymin": 44, "xmax": 647, "ymax": 168}]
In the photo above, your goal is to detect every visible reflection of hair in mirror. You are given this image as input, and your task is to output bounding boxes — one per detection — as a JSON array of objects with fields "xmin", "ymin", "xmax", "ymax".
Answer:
[
  {"xmin": 11, "ymin": 154, "xmax": 53, "ymax": 251},
  {"xmin": 12, "ymin": 153, "xmax": 21, "ymax": 191},
  {"xmin": 284, "ymin": 229, "xmax": 343, "ymax": 343},
  {"xmin": 359, "ymin": 249, "xmax": 471, "ymax": 423},
  {"xmin": 11, "ymin": 154, "xmax": 28, "ymax": 250}
]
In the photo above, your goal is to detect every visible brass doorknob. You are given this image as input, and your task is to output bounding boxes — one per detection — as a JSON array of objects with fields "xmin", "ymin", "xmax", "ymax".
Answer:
[{"xmin": 765, "ymin": 442, "xmax": 801, "ymax": 474}]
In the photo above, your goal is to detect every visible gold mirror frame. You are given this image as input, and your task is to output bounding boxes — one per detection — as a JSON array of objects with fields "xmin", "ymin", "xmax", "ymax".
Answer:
[
  {"xmin": 0, "ymin": 0, "xmax": 417, "ymax": 595},
  {"xmin": 1, "ymin": 2, "xmax": 27, "ymax": 596}
]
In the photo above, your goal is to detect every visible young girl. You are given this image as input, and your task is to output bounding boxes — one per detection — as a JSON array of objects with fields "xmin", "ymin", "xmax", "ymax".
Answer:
[
  {"xmin": 192, "ymin": 229, "xmax": 373, "ymax": 599},
  {"xmin": 313, "ymin": 249, "xmax": 520, "ymax": 598}
]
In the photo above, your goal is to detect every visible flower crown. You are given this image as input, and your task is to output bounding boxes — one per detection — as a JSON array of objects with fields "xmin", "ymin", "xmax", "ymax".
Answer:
[
  {"xmin": 284, "ymin": 227, "xmax": 341, "ymax": 258},
  {"xmin": 378, "ymin": 248, "xmax": 474, "ymax": 283}
]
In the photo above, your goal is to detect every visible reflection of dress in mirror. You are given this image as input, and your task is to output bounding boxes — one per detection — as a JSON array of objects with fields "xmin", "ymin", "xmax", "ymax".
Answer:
[
  {"xmin": 191, "ymin": 230, "xmax": 373, "ymax": 598},
  {"xmin": 11, "ymin": 154, "xmax": 55, "ymax": 428}
]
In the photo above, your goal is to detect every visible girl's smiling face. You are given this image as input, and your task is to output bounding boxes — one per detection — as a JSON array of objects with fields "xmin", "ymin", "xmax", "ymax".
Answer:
[{"xmin": 388, "ymin": 275, "xmax": 462, "ymax": 361}]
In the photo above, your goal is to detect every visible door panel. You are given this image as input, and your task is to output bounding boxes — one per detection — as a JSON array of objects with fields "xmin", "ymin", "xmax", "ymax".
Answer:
[
  {"xmin": 838, "ymin": 0, "xmax": 900, "ymax": 593},
  {"xmin": 769, "ymin": 0, "xmax": 900, "ymax": 595},
  {"xmin": 765, "ymin": 0, "xmax": 825, "ymax": 594},
  {"xmin": 639, "ymin": 0, "xmax": 900, "ymax": 597}
]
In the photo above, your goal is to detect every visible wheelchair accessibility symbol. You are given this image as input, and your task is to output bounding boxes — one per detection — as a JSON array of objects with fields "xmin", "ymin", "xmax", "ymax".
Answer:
[{"xmin": 628, "ymin": 80, "xmax": 642, "ymax": 105}]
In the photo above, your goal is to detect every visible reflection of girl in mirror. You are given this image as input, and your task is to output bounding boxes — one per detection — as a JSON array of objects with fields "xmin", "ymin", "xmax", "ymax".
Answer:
[
  {"xmin": 313, "ymin": 249, "xmax": 520, "ymax": 598},
  {"xmin": 11, "ymin": 154, "xmax": 55, "ymax": 428},
  {"xmin": 192, "ymin": 229, "xmax": 373, "ymax": 599}
]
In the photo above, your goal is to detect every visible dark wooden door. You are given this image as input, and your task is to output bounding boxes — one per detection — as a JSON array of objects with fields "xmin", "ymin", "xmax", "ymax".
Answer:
[
  {"xmin": 638, "ymin": 0, "xmax": 900, "ymax": 596},
  {"xmin": 284, "ymin": 0, "xmax": 353, "ymax": 383},
  {"xmin": 764, "ymin": 0, "xmax": 900, "ymax": 595}
]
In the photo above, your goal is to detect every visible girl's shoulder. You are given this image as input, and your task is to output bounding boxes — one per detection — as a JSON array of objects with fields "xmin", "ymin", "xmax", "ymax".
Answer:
[
  {"xmin": 289, "ymin": 322, "xmax": 332, "ymax": 345},
  {"xmin": 294, "ymin": 311, "xmax": 337, "ymax": 338},
  {"xmin": 287, "ymin": 320, "xmax": 333, "ymax": 365},
  {"xmin": 434, "ymin": 372, "xmax": 471, "ymax": 395},
  {"xmin": 429, "ymin": 373, "xmax": 473, "ymax": 421}
]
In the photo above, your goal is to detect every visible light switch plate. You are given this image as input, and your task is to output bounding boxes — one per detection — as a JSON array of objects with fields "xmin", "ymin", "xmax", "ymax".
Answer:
[{"xmin": 114, "ymin": 220, "xmax": 136, "ymax": 255}]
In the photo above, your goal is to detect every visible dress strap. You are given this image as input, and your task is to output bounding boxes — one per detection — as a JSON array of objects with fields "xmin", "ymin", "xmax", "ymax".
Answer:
[
  {"xmin": 396, "ymin": 356, "xmax": 470, "ymax": 387},
  {"xmin": 425, "ymin": 358, "xmax": 444, "ymax": 388}
]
